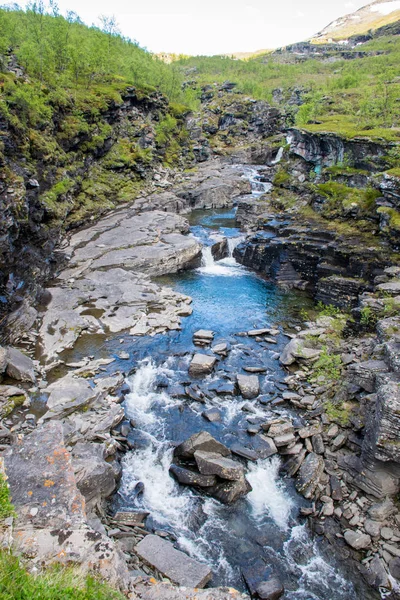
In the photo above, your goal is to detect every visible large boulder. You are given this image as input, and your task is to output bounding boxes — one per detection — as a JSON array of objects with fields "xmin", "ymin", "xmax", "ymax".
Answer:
[
  {"xmin": 194, "ymin": 451, "xmax": 245, "ymax": 481},
  {"xmin": 295, "ymin": 452, "xmax": 325, "ymax": 499},
  {"xmin": 344, "ymin": 530, "xmax": 371, "ymax": 550},
  {"xmin": 5, "ymin": 347, "xmax": 36, "ymax": 382},
  {"xmin": 237, "ymin": 374, "xmax": 260, "ymax": 399},
  {"xmin": 43, "ymin": 374, "xmax": 101, "ymax": 420},
  {"xmin": 207, "ymin": 475, "xmax": 252, "ymax": 504},
  {"xmin": 3, "ymin": 421, "xmax": 130, "ymax": 590},
  {"xmin": 189, "ymin": 353, "xmax": 217, "ymax": 376},
  {"xmin": 71, "ymin": 442, "xmax": 118, "ymax": 506},
  {"xmin": 174, "ymin": 432, "xmax": 231, "ymax": 459},
  {"xmin": 134, "ymin": 535, "xmax": 212, "ymax": 588}
]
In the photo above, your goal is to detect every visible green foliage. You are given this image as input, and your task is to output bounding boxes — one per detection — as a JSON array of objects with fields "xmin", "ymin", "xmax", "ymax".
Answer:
[
  {"xmin": 325, "ymin": 401, "xmax": 351, "ymax": 427},
  {"xmin": 312, "ymin": 347, "xmax": 342, "ymax": 382},
  {"xmin": 316, "ymin": 181, "xmax": 380, "ymax": 219},
  {"xmin": 176, "ymin": 34, "xmax": 400, "ymax": 138},
  {"xmin": 316, "ymin": 301, "xmax": 342, "ymax": 317},
  {"xmin": 273, "ymin": 168, "xmax": 291, "ymax": 186},
  {"xmin": 0, "ymin": 474, "xmax": 14, "ymax": 520},
  {"xmin": 0, "ymin": 551, "xmax": 125, "ymax": 600},
  {"xmin": 360, "ymin": 306, "xmax": 378, "ymax": 327}
]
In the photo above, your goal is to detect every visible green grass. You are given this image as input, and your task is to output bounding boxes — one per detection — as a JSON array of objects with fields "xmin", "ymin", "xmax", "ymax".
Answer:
[
  {"xmin": 325, "ymin": 401, "xmax": 351, "ymax": 427},
  {"xmin": 0, "ymin": 474, "xmax": 14, "ymax": 520},
  {"xmin": 0, "ymin": 552, "xmax": 125, "ymax": 600}
]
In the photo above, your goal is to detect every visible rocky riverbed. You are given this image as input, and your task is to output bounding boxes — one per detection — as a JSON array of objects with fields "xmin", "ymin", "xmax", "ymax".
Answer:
[{"xmin": 1, "ymin": 155, "xmax": 400, "ymax": 600}]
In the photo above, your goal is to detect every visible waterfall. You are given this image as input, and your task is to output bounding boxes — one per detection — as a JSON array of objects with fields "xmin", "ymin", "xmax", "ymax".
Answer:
[
  {"xmin": 201, "ymin": 245, "xmax": 215, "ymax": 268},
  {"xmin": 227, "ymin": 236, "xmax": 243, "ymax": 257},
  {"xmin": 271, "ymin": 146, "xmax": 284, "ymax": 165}
]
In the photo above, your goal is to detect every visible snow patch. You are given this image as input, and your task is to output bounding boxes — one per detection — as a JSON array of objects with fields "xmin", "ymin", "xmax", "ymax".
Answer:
[{"xmin": 370, "ymin": 1, "xmax": 400, "ymax": 16}]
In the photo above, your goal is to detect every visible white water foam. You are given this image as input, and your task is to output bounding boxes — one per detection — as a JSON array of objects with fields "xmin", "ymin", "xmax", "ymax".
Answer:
[
  {"xmin": 125, "ymin": 359, "xmax": 178, "ymax": 426},
  {"xmin": 198, "ymin": 243, "xmax": 246, "ymax": 276},
  {"xmin": 271, "ymin": 147, "xmax": 284, "ymax": 165},
  {"xmin": 247, "ymin": 456, "xmax": 294, "ymax": 530},
  {"xmin": 282, "ymin": 524, "xmax": 354, "ymax": 599},
  {"xmin": 121, "ymin": 442, "xmax": 194, "ymax": 528}
]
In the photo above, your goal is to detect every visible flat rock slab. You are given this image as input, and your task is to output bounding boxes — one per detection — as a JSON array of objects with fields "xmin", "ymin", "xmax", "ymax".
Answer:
[
  {"xmin": 131, "ymin": 581, "xmax": 249, "ymax": 599},
  {"xmin": 194, "ymin": 450, "xmax": 245, "ymax": 480},
  {"xmin": 43, "ymin": 374, "xmax": 100, "ymax": 420},
  {"xmin": 189, "ymin": 354, "xmax": 217, "ymax": 376},
  {"xmin": 134, "ymin": 534, "xmax": 212, "ymax": 588},
  {"xmin": 237, "ymin": 374, "xmax": 260, "ymax": 399},
  {"xmin": 169, "ymin": 464, "xmax": 216, "ymax": 488},
  {"xmin": 6, "ymin": 346, "xmax": 36, "ymax": 382}
]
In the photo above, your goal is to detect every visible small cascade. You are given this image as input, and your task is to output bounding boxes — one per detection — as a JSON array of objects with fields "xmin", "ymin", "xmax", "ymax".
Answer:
[
  {"xmin": 271, "ymin": 146, "xmax": 284, "ymax": 165},
  {"xmin": 200, "ymin": 245, "xmax": 215, "ymax": 268},
  {"xmin": 227, "ymin": 236, "xmax": 243, "ymax": 257}
]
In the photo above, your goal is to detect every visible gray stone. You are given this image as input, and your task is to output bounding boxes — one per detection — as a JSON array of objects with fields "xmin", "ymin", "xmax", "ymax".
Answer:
[
  {"xmin": 381, "ymin": 527, "xmax": 394, "ymax": 540},
  {"xmin": 193, "ymin": 330, "xmax": 214, "ymax": 345},
  {"xmin": 212, "ymin": 343, "xmax": 229, "ymax": 356},
  {"xmin": 344, "ymin": 530, "xmax": 371, "ymax": 550},
  {"xmin": 274, "ymin": 433, "xmax": 296, "ymax": 447},
  {"xmin": 169, "ymin": 464, "xmax": 217, "ymax": 488},
  {"xmin": 230, "ymin": 444, "xmax": 259, "ymax": 462},
  {"xmin": 130, "ymin": 581, "xmax": 249, "ymax": 599},
  {"xmin": 296, "ymin": 452, "xmax": 325, "ymax": 499},
  {"xmin": 44, "ymin": 374, "xmax": 100, "ymax": 420},
  {"xmin": 284, "ymin": 448, "xmax": 307, "ymax": 477},
  {"xmin": 113, "ymin": 511, "xmax": 149, "ymax": 526},
  {"xmin": 6, "ymin": 347, "xmax": 36, "ymax": 382},
  {"xmin": 3, "ymin": 422, "xmax": 129, "ymax": 589},
  {"xmin": 349, "ymin": 360, "xmax": 389, "ymax": 393},
  {"xmin": 208, "ymin": 475, "xmax": 252, "ymax": 504},
  {"xmin": 280, "ymin": 339, "xmax": 321, "ymax": 366},
  {"xmin": 389, "ymin": 557, "xmax": 400, "ymax": 580},
  {"xmin": 237, "ymin": 374, "xmax": 260, "ymax": 399},
  {"xmin": 72, "ymin": 442, "xmax": 117, "ymax": 504},
  {"xmin": 362, "ymin": 556, "xmax": 390, "ymax": 589},
  {"xmin": 368, "ymin": 499, "xmax": 397, "ymax": 522},
  {"xmin": 174, "ymin": 432, "xmax": 231, "ymax": 459},
  {"xmin": 189, "ymin": 354, "xmax": 217, "ymax": 376},
  {"xmin": 256, "ymin": 577, "xmax": 284, "ymax": 600},
  {"xmin": 202, "ymin": 408, "xmax": 222, "ymax": 423},
  {"xmin": 312, "ymin": 434, "xmax": 325, "ymax": 455},
  {"xmin": 364, "ymin": 519, "xmax": 381, "ymax": 538},
  {"xmin": 194, "ymin": 451, "xmax": 245, "ymax": 481},
  {"xmin": 134, "ymin": 534, "xmax": 212, "ymax": 588}
]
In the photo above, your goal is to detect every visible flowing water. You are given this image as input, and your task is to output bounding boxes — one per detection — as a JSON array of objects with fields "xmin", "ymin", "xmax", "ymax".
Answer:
[{"xmin": 103, "ymin": 166, "xmax": 377, "ymax": 598}]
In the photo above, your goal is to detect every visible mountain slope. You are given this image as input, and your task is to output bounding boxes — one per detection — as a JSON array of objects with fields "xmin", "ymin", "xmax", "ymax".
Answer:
[{"xmin": 312, "ymin": 0, "xmax": 400, "ymax": 42}]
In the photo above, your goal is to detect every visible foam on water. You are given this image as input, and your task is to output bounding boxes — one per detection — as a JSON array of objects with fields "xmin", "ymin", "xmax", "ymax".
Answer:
[
  {"xmin": 198, "ymin": 244, "xmax": 247, "ymax": 277},
  {"xmin": 125, "ymin": 359, "xmax": 178, "ymax": 426},
  {"xmin": 247, "ymin": 457, "xmax": 294, "ymax": 530}
]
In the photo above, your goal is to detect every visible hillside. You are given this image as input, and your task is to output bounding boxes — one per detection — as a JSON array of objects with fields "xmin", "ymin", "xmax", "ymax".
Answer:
[{"xmin": 312, "ymin": 0, "xmax": 400, "ymax": 42}]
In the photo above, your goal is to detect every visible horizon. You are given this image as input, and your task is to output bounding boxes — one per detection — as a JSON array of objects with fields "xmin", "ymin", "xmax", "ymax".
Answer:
[{"xmin": 17, "ymin": 0, "xmax": 371, "ymax": 56}]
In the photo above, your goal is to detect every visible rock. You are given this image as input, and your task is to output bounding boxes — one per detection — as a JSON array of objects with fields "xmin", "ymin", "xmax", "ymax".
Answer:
[
  {"xmin": 344, "ymin": 530, "xmax": 371, "ymax": 550},
  {"xmin": 6, "ymin": 347, "xmax": 36, "ymax": 382},
  {"xmin": 208, "ymin": 380, "xmax": 235, "ymax": 395},
  {"xmin": 237, "ymin": 374, "xmax": 260, "ymax": 399},
  {"xmin": 202, "ymin": 408, "xmax": 222, "ymax": 423},
  {"xmin": 130, "ymin": 581, "xmax": 249, "ymax": 599},
  {"xmin": 381, "ymin": 527, "xmax": 394, "ymax": 540},
  {"xmin": 362, "ymin": 555, "xmax": 390, "ymax": 589},
  {"xmin": 3, "ymin": 421, "xmax": 129, "ymax": 589},
  {"xmin": 322, "ymin": 498, "xmax": 334, "ymax": 517},
  {"xmin": 255, "ymin": 578, "xmax": 284, "ymax": 600},
  {"xmin": 332, "ymin": 433, "xmax": 347, "ymax": 450},
  {"xmin": 193, "ymin": 330, "xmax": 214, "ymax": 346},
  {"xmin": 174, "ymin": 432, "xmax": 231, "ymax": 460},
  {"xmin": 0, "ymin": 385, "xmax": 28, "ymax": 418},
  {"xmin": 194, "ymin": 451, "xmax": 245, "ymax": 481},
  {"xmin": 296, "ymin": 452, "xmax": 324, "ymax": 499},
  {"xmin": 230, "ymin": 444, "xmax": 259, "ymax": 462},
  {"xmin": 298, "ymin": 424, "xmax": 322, "ymax": 439},
  {"xmin": 0, "ymin": 347, "xmax": 7, "ymax": 374},
  {"xmin": 247, "ymin": 328, "xmax": 272, "ymax": 337},
  {"xmin": 349, "ymin": 360, "xmax": 388, "ymax": 393},
  {"xmin": 189, "ymin": 354, "xmax": 217, "ymax": 376},
  {"xmin": 266, "ymin": 422, "xmax": 294, "ymax": 437},
  {"xmin": 283, "ymin": 448, "xmax": 307, "ymax": 477},
  {"xmin": 330, "ymin": 475, "xmax": 343, "ymax": 501},
  {"xmin": 279, "ymin": 339, "xmax": 321, "ymax": 366},
  {"xmin": 71, "ymin": 442, "xmax": 117, "ymax": 505},
  {"xmin": 312, "ymin": 434, "xmax": 325, "ymax": 455},
  {"xmin": 274, "ymin": 433, "xmax": 296, "ymax": 447},
  {"xmin": 134, "ymin": 535, "xmax": 212, "ymax": 588},
  {"xmin": 43, "ymin": 374, "xmax": 100, "ymax": 420},
  {"xmin": 113, "ymin": 511, "xmax": 149, "ymax": 526},
  {"xmin": 207, "ymin": 474, "xmax": 252, "ymax": 504},
  {"xmin": 169, "ymin": 464, "xmax": 216, "ymax": 488},
  {"xmin": 212, "ymin": 342, "xmax": 229, "ymax": 356},
  {"xmin": 364, "ymin": 519, "xmax": 381, "ymax": 538},
  {"xmin": 368, "ymin": 499, "xmax": 397, "ymax": 522},
  {"xmin": 389, "ymin": 557, "xmax": 400, "ymax": 580}
]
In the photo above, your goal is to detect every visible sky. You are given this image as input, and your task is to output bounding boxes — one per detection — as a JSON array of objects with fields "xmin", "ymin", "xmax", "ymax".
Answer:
[{"xmin": 20, "ymin": 0, "xmax": 371, "ymax": 55}]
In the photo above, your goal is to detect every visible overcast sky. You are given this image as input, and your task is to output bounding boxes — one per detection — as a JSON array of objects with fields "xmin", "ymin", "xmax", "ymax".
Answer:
[{"xmin": 20, "ymin": 0, "xmax": 370, "ymax": 55}]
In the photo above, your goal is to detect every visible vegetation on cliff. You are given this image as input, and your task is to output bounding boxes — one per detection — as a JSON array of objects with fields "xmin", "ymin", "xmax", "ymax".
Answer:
[{"xmin": 177, "ymin": 30, "xmax": 400, "ymax": 140}]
